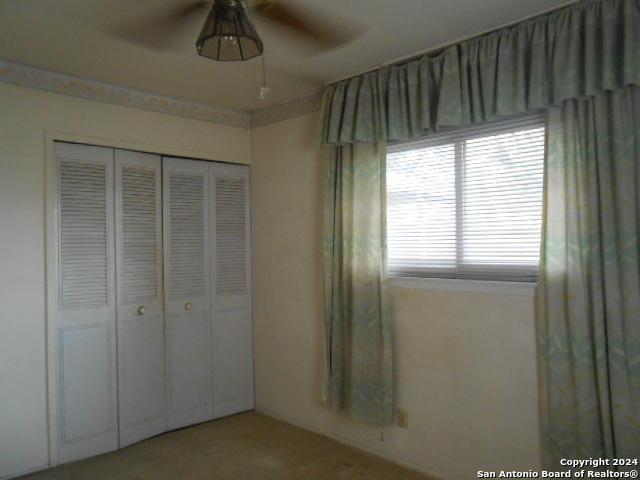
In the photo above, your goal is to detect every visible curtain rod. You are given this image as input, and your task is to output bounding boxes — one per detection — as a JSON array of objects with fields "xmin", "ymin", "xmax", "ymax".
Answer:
[{"xmin": 324, "ymin": 0, "xmax": 579, "ymax": 87}]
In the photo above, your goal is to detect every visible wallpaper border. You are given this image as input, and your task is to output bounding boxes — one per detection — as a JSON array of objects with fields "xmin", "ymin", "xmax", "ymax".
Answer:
[
  {"xmin": 0, "ymin": 59, "xmax": 251, "ymax": 128},
  {"xmin": 0, "ymin": 59, "xmax": 323, "ymax": 129}
]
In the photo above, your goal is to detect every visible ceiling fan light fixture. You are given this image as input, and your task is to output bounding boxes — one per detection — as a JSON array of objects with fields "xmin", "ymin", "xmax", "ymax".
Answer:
[{"xmin": 196, "ymin": 0, "xmax": 263, "ymax": 61}]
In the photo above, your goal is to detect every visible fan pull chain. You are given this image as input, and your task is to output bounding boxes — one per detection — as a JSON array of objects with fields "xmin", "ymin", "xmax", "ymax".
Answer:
[
  {"xmin": 243, "ymin": 0, "xmax": 270, "ymax": 99},
  {"xmin": 259, "ymin": 54, "xmax": 271, "ymax": 99}
]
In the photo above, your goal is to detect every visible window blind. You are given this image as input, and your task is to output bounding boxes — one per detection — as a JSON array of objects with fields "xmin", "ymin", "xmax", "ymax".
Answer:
[{"xmin": 386, "ymin": 116, "xmax": 545, "ymax": 282}]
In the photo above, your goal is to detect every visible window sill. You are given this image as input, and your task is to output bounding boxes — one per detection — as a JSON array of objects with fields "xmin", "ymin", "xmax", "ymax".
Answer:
[{"xmin": 388, "ymin": 276, "xmax": 537, "ymax": 296}]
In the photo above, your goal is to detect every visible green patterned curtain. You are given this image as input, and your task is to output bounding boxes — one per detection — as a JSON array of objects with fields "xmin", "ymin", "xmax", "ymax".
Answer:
[
  {"xmin": 320, "ymin": 0, "xmax": 640, "ymax": 436},
  {"xmin": 323, "ymin": 142, "xmax": 394, "ymax": 425},
  {"xmin": 537, "ymin": 85, "xmax": 640, "ymax": 466},
  {"xmin": 321, "ymin": 0, "xmax": 640, "ymax": 145}
]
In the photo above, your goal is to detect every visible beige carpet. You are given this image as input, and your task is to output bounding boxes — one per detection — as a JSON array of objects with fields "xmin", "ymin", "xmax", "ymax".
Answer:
[{"xmin": 22, "ymin": 412, "xmax": 430, "ymax": 480}]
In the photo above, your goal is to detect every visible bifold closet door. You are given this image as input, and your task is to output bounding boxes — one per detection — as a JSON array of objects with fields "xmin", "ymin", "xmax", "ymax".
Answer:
[
  {"xmin": 114, "ymin": 150, "xmax": 165, "ymax": 447},
  {"xmin": 163, "ymin": 157, "xmax": 213, "ymax": 430},
  {"xmin": 210, "ymin": 163, "xmax": 254, "ymax": 418},
  {"xmin": 54, "ymin": 142, "xmax": 118, "ymax": 463}
]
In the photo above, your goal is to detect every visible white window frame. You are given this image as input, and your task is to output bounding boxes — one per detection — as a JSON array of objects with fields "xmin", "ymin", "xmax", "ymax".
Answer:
[
  {"xmin": 386, "ymin": 115, "xmax": 546, "ymax": 292},
  {"xmin": 388, "ymin": 276, "xmax": 537, "ymax": 296}
]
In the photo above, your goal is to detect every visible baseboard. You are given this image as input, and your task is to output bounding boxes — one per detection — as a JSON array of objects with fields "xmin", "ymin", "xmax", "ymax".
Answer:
[
  {"xmin": 0, "ymin": 463, "xmax": 49, "ymax": 480},
  {"xmin": 255, "ymin": 405, "xmax": 440, "ymax": 479}
]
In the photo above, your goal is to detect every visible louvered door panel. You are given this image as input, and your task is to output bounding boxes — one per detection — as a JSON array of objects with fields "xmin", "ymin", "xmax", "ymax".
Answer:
[
  {"xmin": 210, "ymin": 163, "xmax": 254, "ymax": 418},
  {"xmin": 215, "ymin": 177, "xmax": 247, "ymax": 295},
  {"xmin": 115, "ymin": 150, "xmax": 165, "ymax": 447},
  {"xmin": 168, "ymin": 173, "xmax": 206, "ymax": 299},
  {"xmin": 121, "ymin": 163, "xmax": 159, "ymax": 304},
  {"xmin": 59, "ymin": 160, "xmax": 109, "ymax": 309},
  {"xmin": 163, "ymin": 157, "xmax": 212, "ymax": 430},
  {"xmin": 54, "ymin": 142, "xmax": 118, "ymax": 464}
]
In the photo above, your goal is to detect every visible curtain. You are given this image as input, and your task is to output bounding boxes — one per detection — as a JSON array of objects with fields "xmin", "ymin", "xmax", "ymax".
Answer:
[
  {"xmin": 323, "ymin": 142, "xmax": 394, "ymax": 425},
  {"xmin": 321, "ymin": 0, "xmax": 640, "ymax": 146},
  {"xmin": 320, "ymin": 0, "xmax": 640, "ymax": 436},
  {"xmin": 537, "ymin": 85, "xmax": 640, "ymax": 466}
]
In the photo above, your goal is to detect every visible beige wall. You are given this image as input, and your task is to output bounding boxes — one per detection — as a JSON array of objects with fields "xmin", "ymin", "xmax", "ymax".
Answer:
[
  {"xmin": 0, "ymin": 82, "xmax": 250, "ymax": 479},
  {"xmin": 0, "ymin": 80, "xmax": 541, "ymax": 480},
  {"xmin": 251, "ymin": 111, "xmax": 541, "ymax": 480}
]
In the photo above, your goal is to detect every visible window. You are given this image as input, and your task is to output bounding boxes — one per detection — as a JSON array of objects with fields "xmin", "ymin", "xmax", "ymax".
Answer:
[{"xmin": 386, "ymin": 116, "xmax": 545, "ymax": 282}]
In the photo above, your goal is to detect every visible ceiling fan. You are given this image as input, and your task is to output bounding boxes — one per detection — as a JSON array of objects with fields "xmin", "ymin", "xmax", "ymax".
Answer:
[{"xmin": 105, "ymin": 0, "xmax": 364, "ymax": 61}]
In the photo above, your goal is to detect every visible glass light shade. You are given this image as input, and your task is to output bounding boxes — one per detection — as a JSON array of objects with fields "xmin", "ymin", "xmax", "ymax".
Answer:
[{"xmin": 196, "ymin": 0, "xmax": 263, "ymax": 61}]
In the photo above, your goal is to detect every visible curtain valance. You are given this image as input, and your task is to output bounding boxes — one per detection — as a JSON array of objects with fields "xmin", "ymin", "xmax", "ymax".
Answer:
[{"xmin": 321, "ymin": 0, "xmax": 640, "ymax": 146}]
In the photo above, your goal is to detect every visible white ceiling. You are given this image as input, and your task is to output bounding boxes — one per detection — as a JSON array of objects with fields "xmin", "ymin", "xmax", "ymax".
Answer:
[{"xmin": 0, "ymin": 0, "xmax": 572, "ymax": 112}]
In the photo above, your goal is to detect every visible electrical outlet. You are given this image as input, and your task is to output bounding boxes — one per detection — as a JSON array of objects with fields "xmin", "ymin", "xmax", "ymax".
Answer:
[{"xmin": 398, "ymin": 409, "xmax": 409, "ymax": 429}]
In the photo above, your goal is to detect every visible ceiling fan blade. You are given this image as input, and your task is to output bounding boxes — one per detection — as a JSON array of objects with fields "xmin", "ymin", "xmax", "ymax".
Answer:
[
  {"xmin": 251, "ymin": 0, "xmax": 364, "ymax": 51},
  {"xmin": 103, "ymin": 1, "xmax": 210, "ymax": 52}
]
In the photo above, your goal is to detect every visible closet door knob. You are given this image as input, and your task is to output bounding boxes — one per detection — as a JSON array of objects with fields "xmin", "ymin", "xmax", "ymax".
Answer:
[
  {"xmin": 137, "ymin": 306, "xmax": 146, "ymax": 316},
  {"xmin": 184, "ymin": 302, "xmax": 193, "ymax": 311}
]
